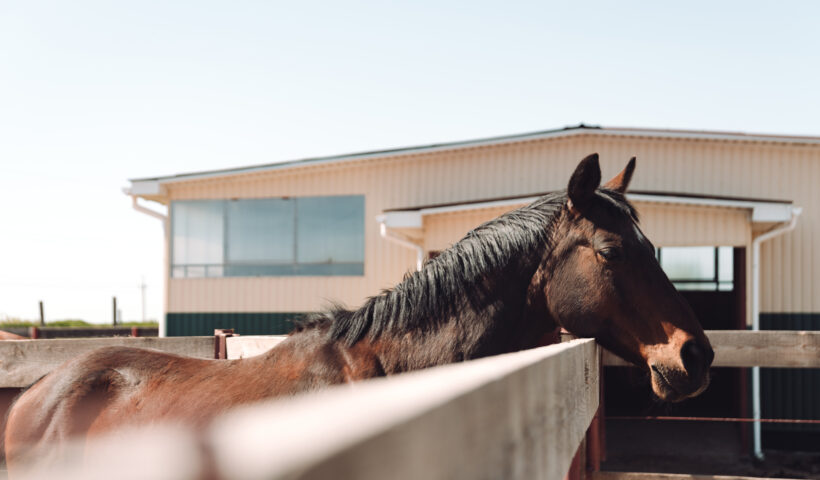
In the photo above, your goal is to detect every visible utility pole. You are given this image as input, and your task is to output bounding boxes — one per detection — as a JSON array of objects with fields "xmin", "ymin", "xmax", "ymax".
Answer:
[
  {"xmin": 112, "ymin": 296, "xmax": 117, "ymax": 326},
  {"xmin": 140, "ymin": 277, "xmax": 147, "ymax": 323},
  {"xmin": 38, "ymin": 301, "xmax": 45, "ymax": 326}
]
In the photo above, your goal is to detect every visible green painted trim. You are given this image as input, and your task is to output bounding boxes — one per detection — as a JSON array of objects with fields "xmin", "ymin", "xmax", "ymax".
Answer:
[
  {"xmin": 166, "ymin": 312, "xmax": 308, "ymax": 337},
  {"xmin": 760, "ymin": 312, "xmax": 820, "ymax": 330},
  {"xmin": 759, "ymin": 313, "xmax": 820, "ymax": 438}
]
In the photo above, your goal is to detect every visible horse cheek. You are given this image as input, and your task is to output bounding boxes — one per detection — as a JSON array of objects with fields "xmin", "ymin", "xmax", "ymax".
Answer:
[{"xmin": 546, "ymin": 255, "xmax": 605, "ymax": 337}]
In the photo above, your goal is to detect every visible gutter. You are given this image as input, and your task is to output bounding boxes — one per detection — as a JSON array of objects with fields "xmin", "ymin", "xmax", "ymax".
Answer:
[
  {"xmin": 750, "ymin": 206, "xmax": 802, "ymax": 460},
  {"xmin": 131, "ymin": 196, "xmax": 168, "ymax": 224},
  {"xmin": 129, "ymin": 195, "xmax": 169, "ymax": 337},
  {"xmin": 375, "ymin": 215, "xmax": 424, "ymax": 271}
]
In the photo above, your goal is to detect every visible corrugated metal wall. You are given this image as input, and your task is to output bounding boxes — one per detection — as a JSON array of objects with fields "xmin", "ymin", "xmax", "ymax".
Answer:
[
  {"xmin": 637, "ymin": 204, "xmax": 751, "ymax": 247},
  {"xmin": 760, "ymin": 313, "xmax": 820, "ymax": 438},
  {"xmin": 422, "ymin": 202, "xmax": 752, "ymax": 254},
  {"xmin": 423, "ymin": 207, "xmax": 513, "ymax": 253},
  {"xmin": 587, "ymin": 137, "xmax": 819, "ymax": 314},
  {"xmin": 159, "ymin": 132, "xmax": 820, "ymax": 445},
  {"xmin": 163, "ymin": 133, "xmax": 820, "ymax": 317}
]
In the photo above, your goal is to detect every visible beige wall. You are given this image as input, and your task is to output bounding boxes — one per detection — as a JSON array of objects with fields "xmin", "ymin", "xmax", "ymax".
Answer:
[
  {"xmin": 423, "ymin": 202, "xmax": 751, "ymax": 254},
  {"xmin": 162, "ymin": 133, "xmax": 819, "ymax": 315}
]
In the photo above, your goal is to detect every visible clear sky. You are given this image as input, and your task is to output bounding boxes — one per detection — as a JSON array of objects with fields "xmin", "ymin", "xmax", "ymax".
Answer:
[{"xmin": 1, "ymin": 1, "xmax": 818, "ymax": 324}]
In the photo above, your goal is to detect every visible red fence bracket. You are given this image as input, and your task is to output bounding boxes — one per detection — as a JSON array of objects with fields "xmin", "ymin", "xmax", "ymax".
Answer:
[
  {"xmin": 214, "ymin": 329, "xmax": 236, "ymax": 359},
  {"xmin": 565, "ymin": 440, "xmax": 585, "ymax": 480}
]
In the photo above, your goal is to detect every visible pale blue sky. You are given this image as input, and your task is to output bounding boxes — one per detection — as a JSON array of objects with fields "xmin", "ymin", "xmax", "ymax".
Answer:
[{"xmin": 1, "ymin": 1, "xmax": 818, "ymax": 323}]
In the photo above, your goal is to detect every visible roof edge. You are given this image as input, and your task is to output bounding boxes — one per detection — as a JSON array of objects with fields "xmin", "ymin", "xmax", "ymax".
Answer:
[
  {"xmin": 384, "ymin": 191, "xmax": 798, "ymax": 224},
  {"xmin": 129, "ymin": 125, "xmax": 820, "ymax": 185}
]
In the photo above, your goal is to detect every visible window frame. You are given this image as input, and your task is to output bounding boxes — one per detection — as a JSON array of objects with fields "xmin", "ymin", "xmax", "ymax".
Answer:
[
  {"xmin": 656, "ymin": 246, "xmax": 734, "ymax": 292},
  {"xmin": 170, "ymin": 195, "xmax": 365, "ymax": 278}
]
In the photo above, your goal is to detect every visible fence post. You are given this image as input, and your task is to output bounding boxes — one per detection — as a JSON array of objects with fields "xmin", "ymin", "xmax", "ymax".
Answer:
[
  {"xmin": 561, "ymin": 328, "xmax": 587, "ymax": 480},
  {"xmin": 214, "ymin": 329, "xmax": 235, "ymax": 359},
  {"xmin": 39, "ymin": 301, "xmax": 45, "ymax": 326}
]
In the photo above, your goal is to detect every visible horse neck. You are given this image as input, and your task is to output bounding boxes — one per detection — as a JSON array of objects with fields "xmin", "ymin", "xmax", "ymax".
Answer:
[{"xmin": 368, "ymin": 243, "xmax": 556, "ymax": 374}]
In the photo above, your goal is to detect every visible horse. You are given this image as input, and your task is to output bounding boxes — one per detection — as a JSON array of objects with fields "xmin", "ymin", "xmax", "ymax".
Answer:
[{"xmin": 4, "ymin": 154, "xmax": 714, "ymax": 472}]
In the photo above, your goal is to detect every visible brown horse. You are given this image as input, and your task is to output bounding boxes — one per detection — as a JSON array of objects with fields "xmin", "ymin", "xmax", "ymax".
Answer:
[{"xmin": 5, "ymin": 154, "xmax": 713, "ymax": 472}]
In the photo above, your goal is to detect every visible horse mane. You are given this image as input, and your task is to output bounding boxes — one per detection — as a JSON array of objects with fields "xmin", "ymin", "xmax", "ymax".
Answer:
[
  {"xmin": 295, "ymin": 189, "xmax": 639, "ymax": 346},
  {"xmin": 290, "ymin": 192, "xmax": 561, "ymax": 347}
]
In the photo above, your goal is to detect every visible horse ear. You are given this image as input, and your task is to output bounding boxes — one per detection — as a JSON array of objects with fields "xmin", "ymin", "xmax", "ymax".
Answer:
[
  {"xmin": 604, "ymin": 157, "xmax": 636, "ymax": 193},
  {"xmin": 567, "ymin": 153, "xmax": 601, "ymax": 211}
]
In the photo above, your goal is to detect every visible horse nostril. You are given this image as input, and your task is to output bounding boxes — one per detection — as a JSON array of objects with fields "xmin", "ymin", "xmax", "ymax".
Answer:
[{"xmin": 681, "ymin": 340, "xmax": 713, "ymax": 377}]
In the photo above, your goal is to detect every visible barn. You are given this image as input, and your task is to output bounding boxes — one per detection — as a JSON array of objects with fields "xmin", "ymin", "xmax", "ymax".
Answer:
[{"xmin": 126, "ymin": 124, "xmax": 819, "ymax": 454}]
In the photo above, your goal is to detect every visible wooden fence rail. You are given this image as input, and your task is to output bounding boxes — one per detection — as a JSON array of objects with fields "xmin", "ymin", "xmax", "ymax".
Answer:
[
  {"xmin": 0, "ymin": 330, "xmax": 815, "ymax": 389},
  {"xmin": 225, "ymin": 331, "xmax": 820, "ymax": 368},
  {"xmin": 19, "ymin": 339, "xmax": 599, "ymax": 480},
  {"xmin": 601, "ymin": 330, "xmax": 820, "ymax": 368},
  {"xmin": 591, "ymin": 473, "xmax": 805, "ymax": 480},
  {"xmin": 4, "ymin": 331, "xmax": 819, "ymax": 480},
  {"xmin": 0, "ymin": 336, "xmax": 215, "ymax": 388}
]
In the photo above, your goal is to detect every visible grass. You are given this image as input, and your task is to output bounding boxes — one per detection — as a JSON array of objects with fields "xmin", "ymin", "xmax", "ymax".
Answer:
[{"xmin": 0, "ymin": 317, "xmax": 159, "ymax": 328}]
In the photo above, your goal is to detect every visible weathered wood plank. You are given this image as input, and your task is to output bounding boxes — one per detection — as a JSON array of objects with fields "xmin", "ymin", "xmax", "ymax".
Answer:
[
  {"xmin": 225, "ymin": 335, "xmax": 287, "ymax": 359},
  {"xmin": 209, "ymin": 339, "xmax": 599, "ymax": 480},
  {"xmin": 706, "ymin": 330, "xmax": 820, "ymax": 368},
  {"xmin": 603, "ymin": 330, "xmax": 820, "ymax": 368},
  {"xmin": 0, "ymin": 337, "xmax": 214, "ymax": 387},
  {"xmin": 2, "ymin": 329, "xmax": 815, "ymax": 389},
  {"xmin": 592, "ymin": 472, "xmax": 805, "ymax": 480},
  {"xmin": 19, "ymin": 340, "xmax": 600, "ymax": 480}
]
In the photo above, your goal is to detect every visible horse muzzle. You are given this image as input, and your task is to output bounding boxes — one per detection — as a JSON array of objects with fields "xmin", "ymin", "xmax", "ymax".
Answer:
[{"xmin": 648, "ymin": 339, "xmax": 714, "ymax": 402}]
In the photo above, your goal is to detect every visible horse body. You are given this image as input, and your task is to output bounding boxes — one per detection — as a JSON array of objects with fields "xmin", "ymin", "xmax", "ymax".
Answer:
[{"xmin": 5, "ymin": 154, "xmax": 715, "ymax": 473}]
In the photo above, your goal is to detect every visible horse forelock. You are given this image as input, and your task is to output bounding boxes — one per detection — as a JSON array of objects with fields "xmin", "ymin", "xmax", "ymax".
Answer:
[
  {"xmin": 323, "ymin": 192, "xmax": 567, "ymax": 346},
  {"xmin": 597, "ymin": 188, "xmax": 639, "ymax": 223}
]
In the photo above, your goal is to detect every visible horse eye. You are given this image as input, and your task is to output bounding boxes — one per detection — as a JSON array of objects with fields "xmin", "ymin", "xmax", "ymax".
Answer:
[{"xmin": 599, "ymin": 247, "xmax": 621, "ymax": 261}]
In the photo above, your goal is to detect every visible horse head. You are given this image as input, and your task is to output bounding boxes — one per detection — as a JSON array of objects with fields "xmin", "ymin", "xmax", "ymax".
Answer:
[{"xmin": 536, "ymin": 154, "xmax": 714, "ymax": 402}]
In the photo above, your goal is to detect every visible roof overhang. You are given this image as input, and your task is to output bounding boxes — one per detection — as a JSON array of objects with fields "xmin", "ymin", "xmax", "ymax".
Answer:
[
  {"xmin": 379, "ymin": 192, "xmax": 798, "ymax": 230},
  {"xmin": 125, "ymin": 180, "xmax": 163, "ymax": 196},
  {"xmin": 123, "ymin": 180, "xmax": 167, "ymax": 204}
]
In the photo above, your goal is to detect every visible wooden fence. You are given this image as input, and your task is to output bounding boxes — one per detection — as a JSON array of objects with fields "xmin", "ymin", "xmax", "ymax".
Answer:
[
  {"xmin": 4, "ymin": 331, "xmax": 819, "ymax": 480},
  {"xmin": 0, "ymin": 336, "xmax": 214, "ymax": 387}
]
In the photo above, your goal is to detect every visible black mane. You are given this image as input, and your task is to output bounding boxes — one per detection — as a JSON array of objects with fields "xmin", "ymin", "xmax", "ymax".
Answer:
[
  {"xmin": 298, "ymin": 192, "xmax": 564, "ymax": 346},
  {"xmin": 296, "ymin": 189, "xmax": 639, "ymax": 346}
]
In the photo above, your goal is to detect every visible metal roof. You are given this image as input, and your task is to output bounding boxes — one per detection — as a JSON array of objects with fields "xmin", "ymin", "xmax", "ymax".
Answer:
[
  {"xmin": 128, "ymin": 124, "xmax": 820, "ymax": 187},
  {"xmin": 379, "ymin": 190, "xmax": 798, "ymax": 229}
]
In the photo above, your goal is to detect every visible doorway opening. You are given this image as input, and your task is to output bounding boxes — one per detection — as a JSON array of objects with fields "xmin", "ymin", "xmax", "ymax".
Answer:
[{"xmin": 603, "ymin": 247, "xmax": 749, "ymax": 471}]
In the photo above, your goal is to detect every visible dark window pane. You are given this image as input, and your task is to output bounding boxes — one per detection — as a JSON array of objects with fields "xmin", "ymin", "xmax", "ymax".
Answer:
[
  {"xmin": 171, "ymin": 195, "xmax": 365, "ymax": 278},
  {"xmin": 227, "ymin": 199, "xmax": 295, "ymax": 264},
  {"xmin": 296, "ymin": 196, "xmax": 365, "ymax": 265},
  {"xmin": 225, "ymin": 264, "xmax": 297, "ymax": 276},
  {"xmin": 295, "ymin": 263, "xmax": 364, "ymax": 276}
]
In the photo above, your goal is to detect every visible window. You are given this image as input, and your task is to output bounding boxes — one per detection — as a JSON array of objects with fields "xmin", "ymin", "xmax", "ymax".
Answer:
[
  {"xmin": 171, "ymin": 200, "xmax": 224, "ymax": 278},
  {"xmin": 171, "ymin": 196, "xmax": 365, "ymax": 277},
  {"xmin": 656, "ymin": 246, "xmax": 733, "ymax": 291}
]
